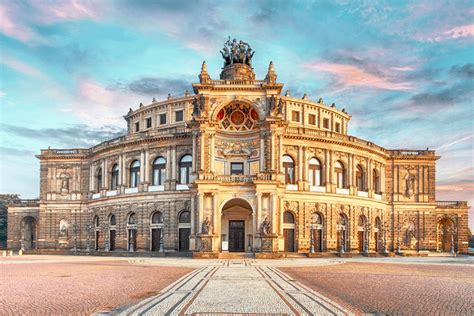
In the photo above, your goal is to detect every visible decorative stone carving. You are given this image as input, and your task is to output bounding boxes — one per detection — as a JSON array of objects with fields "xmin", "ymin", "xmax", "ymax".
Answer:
[
  {"xmin": 260, "ymin": 217, "xmax": 271, "ymax": 235},
  {"xmin": 202, "ymin": 217, "xmax": 211, "ymax": 235},
  {"xmin": 220, "ymin": 37, "xmax": 254, "ymax": 67},
  {"xmin": 405, "ymin": 173, "xmax": 415, "ymax": 197}
]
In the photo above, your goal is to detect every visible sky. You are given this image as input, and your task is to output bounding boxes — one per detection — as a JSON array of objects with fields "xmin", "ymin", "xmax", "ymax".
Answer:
[{"xmin": 0, "ymin": 0, "xmax": 472, "ymax": 230}]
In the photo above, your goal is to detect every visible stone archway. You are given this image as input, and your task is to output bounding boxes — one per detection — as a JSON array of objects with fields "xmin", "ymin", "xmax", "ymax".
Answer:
[
  {"xmin": 221, "ymin": 198, "xmax": 253, "ymax": 252},
  {"xmin": 21, "ymin": 216, "xmax": 37, "ymax": 250}
]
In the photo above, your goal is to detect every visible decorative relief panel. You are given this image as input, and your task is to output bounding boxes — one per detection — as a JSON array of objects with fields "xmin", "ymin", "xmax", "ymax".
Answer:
[{"xmin": 216, "ymin": 102, "xmax": 260, "ymax": 131}]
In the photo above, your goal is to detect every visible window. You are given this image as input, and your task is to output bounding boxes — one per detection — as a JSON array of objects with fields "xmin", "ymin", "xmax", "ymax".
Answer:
[
  {"xmin": 175, "ymin": 110, "xmax": 184, "ymax": 122},
  {"xmin": 179, "ymin": 210, "xmax": 190, "ymax": 223},
  {"xmin": 356, "ymin": 165, "xmax": 364, "ymax": 191},
  {"xmin": 135, "ymin": 122, "xmax": 140, "ymax": 132},
  {"xmin": 109, "ymin": 214, "xmax": 116, "ymax": 226},
  {"xmin": 96, "ymin": 168, "xmax": 102, "ymax": 192},
  {"xmin": 283, "ymin": 211, "xmax": 295, "ymax": 223},
  {"xmin": 159, "ymin": 113, "xmax": 166, "ymax": 125},
  {"xmin": 308, "ymin": 114, "xmax": 316, "ymax": 125},
  {"xmin": 146, "ymin": 117, "xmax": 152, "ymax": 128},
  {"xmin": 94, "ymin": 216, "xmax": 100, "ymax": 227},
  {"xmin": 129, "ymin": 160, "xmax": 140, "ymax": 188},
  {"xmin": 323, "ymin": 118, "xmax": 330, "ymax": 129},
  {"xmin": 231, "ymin": 162, "xmax": 244, "ymax": 175},
  {"xmin": 335, "ymin": 122, "xmax": 341, "ymax": 133},
  {"xmin": 111, "ymin": 164, "xmax": 119, "ymax": 190},
  {"xmin": 128, "ymin": 213, "xmax": 137, "ymax": 225},
  {"xmin": 373, "ymin": 169, "xmax": 380, "ymax": 193},
  {"xmin": 335, "ymin": 161, "xmax": 345, "ymax": 189},
  {"xmin": 283, "ymin": 155, "xmax": 295, "ymax": 184},
  {"xmin": 152, "ymin": 157, "xmax": 166, "ymax": 186},
  {"xmin": 308, "ymin": 158, "xmax": 322, "ymax": 186},
  {"xmin": 152, "ymin": 211, "xmax": 163, "ymax": 224},
  {"xmin": 179, "ymin": 155, "xmax": 192, "ymax": 184},
  {"xmin": 292, "ymin": 111, "xmax": 300, "ymax": 122}
]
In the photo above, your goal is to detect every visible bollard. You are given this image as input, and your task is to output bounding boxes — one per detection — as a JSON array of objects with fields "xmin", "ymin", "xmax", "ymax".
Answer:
[
  {"xmin": 9, "ymin": 250, "xmax": 13, "ymax": 256},
  {"xmin": 18, "ymin": 250, "xmax": 23, "ymax": 256},
  {"xmin": 2, "ymin": 250, "xmax": 6, "ymax": 257}
]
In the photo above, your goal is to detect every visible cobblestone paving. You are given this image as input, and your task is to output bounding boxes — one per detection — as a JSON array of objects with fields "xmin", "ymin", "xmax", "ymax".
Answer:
[
  {"xmin": 121, "ymin": 260, "xmax": 349, "ymax": 315},
  {"xmin": 281, "ymin": 262, "xmax": 474, "ymax": 315},
  {"xmin": 0, "ymin": 258, "xmax": 193, "ymax": 315}
]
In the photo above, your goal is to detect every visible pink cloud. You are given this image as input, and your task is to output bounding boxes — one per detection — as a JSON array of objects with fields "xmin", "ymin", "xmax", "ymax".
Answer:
[
  {"xmin": 304, "ymin": 62, "xmax": 412, "ymax": 91},
  {"xmin": 415, "ymin": 23, "xmax": 474, "ymax": 42},
  {"xmin": 0, "ymin": 4, "xmax": 36, "ymax": 42},
  {"xmin": 0, "ymin": 56, "xmax": 46, "ymax": 79},
  {"xmin": 31, "ymin": 0, "xmax": 102, "ymax": 24}
]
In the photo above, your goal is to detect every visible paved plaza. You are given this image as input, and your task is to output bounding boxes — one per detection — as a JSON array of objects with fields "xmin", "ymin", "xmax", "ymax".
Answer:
[{"xmin": 0, "ymin": 255, "xmax": 473, "ymax": 315}]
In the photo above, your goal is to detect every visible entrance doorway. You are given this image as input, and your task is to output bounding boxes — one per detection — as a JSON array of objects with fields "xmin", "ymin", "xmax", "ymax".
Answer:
[
  {"xmin": 283, "ymin": 211, "xmax": 295, "ymax": 252},
  {"xmin": 179, "ymin": 228, "xmax": 190, "ymax": 251},
  {"xmin": 21, "ymin": 216, "xmax": 36, "ymax": 250},
  {"xmin": 229, "ymin": 220, "xmax": 245, "ymax": 252}
]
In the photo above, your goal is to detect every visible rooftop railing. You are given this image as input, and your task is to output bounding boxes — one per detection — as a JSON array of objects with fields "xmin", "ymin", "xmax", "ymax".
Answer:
[{"xmin": 436, "ymin": 201, "xmax": 468, "ymax": 207}]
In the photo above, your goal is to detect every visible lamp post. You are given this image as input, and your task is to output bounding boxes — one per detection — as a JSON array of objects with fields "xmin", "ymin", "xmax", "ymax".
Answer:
[
  {"xmin": 396, "ymin": 221, "xmax": 401, "ymax": 254},
  {"xmin": 159, "ymin": 224, "xmax": 165, "ymax": 253},
  {"xmin": 364, "ymin": 223, "xmax": 371, "ymax": 255},
  {"xmin": 382, "ymin": 221, "xmax": 389, "ymax": 254},
  {"xmin": 71, "ymin": 223, "xmax": 79, "ymax": 252},
  {"xmin": 450, "ymin": 224, "xmax": 457, "ymax": 256},
  {"xmin": 310, "ymin": 224, "xmax": 315, "ymax": 254},
  {"xmin": 339, "ymin": 227, "xmax": 345, "ymax": 254}
]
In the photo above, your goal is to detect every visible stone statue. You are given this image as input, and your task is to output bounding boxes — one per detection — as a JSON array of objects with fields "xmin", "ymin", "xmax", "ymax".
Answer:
[
  {"xmin": 277, "ymin": 98, "xmax": 284, "ymax": 115},
  {"xmin": 61, "ymin": 175, "xmax": 69, "ymax": 193},
  {"xmin": 260, "ymin": 217, "xmax": 271, "ymax": 235},
  {"xmin": 405, "ymin": 174, "xmax": 415, "ymax": 197},
  {"xmin": 59, "ymin": 220, "xmax": 68, "ymax": 237},
  {"xmin": 221, "ymin": 37, "xmax": 255, "ymax": 67},
  {"xmin": 202, "ymin": 217, "xmax": 211, "ymax": 235},
  {"xmin": 192, "ymin": 97, "xmax": 200, "ymax": 117}
]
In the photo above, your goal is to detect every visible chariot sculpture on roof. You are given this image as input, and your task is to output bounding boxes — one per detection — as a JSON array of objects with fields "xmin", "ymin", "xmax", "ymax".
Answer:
[{"xmin": 220, "ymin": 36, "xmax": 255, "ymax": 67}]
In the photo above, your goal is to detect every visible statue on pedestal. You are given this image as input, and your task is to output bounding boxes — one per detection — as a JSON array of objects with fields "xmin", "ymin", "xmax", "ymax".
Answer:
[
  {"xmin": 260, "ymin": 217, "xmax": 271, "ymax": 236},
  {"xmin": 202, "ymin": 217, "xmax": 211, "ymax": 235}
]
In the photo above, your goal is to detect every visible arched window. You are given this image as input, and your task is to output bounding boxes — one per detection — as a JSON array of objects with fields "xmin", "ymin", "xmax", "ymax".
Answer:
[
  {"xmin": 109, "ymin": 214, "xmax": 116, "ymax": 226},
  {"xmin": 358, "ymin": 215, "xmax": 367, "ymax": 228},
  {"xmin": 179, "ymin": 155, "xmax": 192, "ymax": 184},
  {"xmin": 283, "ymin": 211, "xmax": 295, "ymax": 224},
  {"xmin": 96, "ymin": 167, "xmax": 102, "ymax": 192},
  {"xmin": 283, "ymin": 155, "xmax": 295, "ymax": 184},
  {"xmin": 308, "ymin": 158, "xmax": 322, "ymax": 186},
  {"xmin": 111, "ymin": 164, "xmax": 119, "ymax": 190},
  {"xmin": 179, "ymin": 210, "xmax": 191, "ymax": 223},
  {"xmin": 128, "ymin": 213, "xmax": 137, "ymax": 225},
  {"xmin": 356, "ymin": 165, "xmax": 364, "ymax": 191},
  {"xmin": 152, "ymin": 157, "xmax": 167, "ymax": 186},
  {"xmin": 129, "ymin": 160, "xmax": 140, "ymax": 187},
  {"xmin": 335, "ymin": 161, "xmax": 345, "ymax": 189},
  {"xmin": 151, "ymin": 211, "xmax": 163, "ymax": 224},
  {"xmin": 373, "ymin": 169, "xmax": 380, "ymax": 193},
  {"xmin": 94, "ymin": 216, "xmax": 100, "ymax": 228}
]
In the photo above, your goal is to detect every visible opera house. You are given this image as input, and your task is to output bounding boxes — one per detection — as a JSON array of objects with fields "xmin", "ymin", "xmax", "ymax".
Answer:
[{"xmin": 7, "ymin": 39, "xmax": 470, "ymax": 256}]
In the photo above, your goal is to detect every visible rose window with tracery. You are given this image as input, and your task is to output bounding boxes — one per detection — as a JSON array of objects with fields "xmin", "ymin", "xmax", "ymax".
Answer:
[{"xmin": 216, "ymin": 103, "xmax": 260, "ymax": 131}]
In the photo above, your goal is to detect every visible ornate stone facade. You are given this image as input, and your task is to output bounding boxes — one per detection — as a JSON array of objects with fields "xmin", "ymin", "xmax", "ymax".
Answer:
[{"xmin": 7, "ymin": 39, "xmax": 470, "ymax": 255}]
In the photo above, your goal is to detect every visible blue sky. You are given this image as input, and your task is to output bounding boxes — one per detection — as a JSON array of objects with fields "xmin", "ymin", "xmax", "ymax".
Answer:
[{"xmin": 0, "ymin": 0, "xmax": 472, "ymax": 229}]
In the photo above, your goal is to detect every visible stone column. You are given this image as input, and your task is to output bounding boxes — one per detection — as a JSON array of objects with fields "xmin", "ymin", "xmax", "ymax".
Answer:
[
  {"xmin": 121, "ymin": 154, "xmax": 127, "ymax": 188},
  {"xmin": 298, "ymin": 146, "xmax": 303, "ymax": 181},
  {"xmin": 200, "ymin": 132, "xmax": 205, "ymax": 172},
  {"xmin": 255, "ymin": 193, "xmax": 262, "ymax": 236},
  {"xmin": 144, "ymin": 149, "xmax": 150, "ymax": 184},
  {"xmin": 89, "ymin": 164, "xmax": 94, "ymax": 193},
  {"xmin": 172, "ymin": 146, "xmax": 177, "ymax": 180},
  {"xmin": 139, "ymin": 151, "xmax": 145, "ymax": 191},
  {"xmin": 279, "ymin": 135, "xmax": 283, "ymax": 173},
  {"xmin": 118, "ymin": 155, "xmax": 123, "ymax": 186},
  {"xmin": 279, "ymin": 198, "xmax": 284, "ymax": 235},
  {"xmin": 198, "ymin": 193, "xmax": 204, "ymax": 234},
  {"xmin": 192, "ymin": 132, "xmax": 197, "ymax": 173},
  {"xmin": 212, "ymin": 193, "xmax": 218, "ymax": 235},
  {"xmin": 260, "ymin": 134, "xmax": 265, "ymax": 173},
  {"xmin": 302, "ymin": 146, "xmax": 307, "ymax": 181},
  {"xmin": 271, "ymin": 194, "xmax": 278, "ymax": 235},
  {"xmin": 210, "ymin": 133, "xmax": 215, "ymax": 173},
  {"xmin": 102, "ymin": 160, "xmax": 107, "ymax": 191}
]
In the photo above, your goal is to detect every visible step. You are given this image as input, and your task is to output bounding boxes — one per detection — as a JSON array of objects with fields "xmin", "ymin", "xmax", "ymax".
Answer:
[{"xmin": 218, "ymin": 252, "xmax": 255, "ymax": 259}]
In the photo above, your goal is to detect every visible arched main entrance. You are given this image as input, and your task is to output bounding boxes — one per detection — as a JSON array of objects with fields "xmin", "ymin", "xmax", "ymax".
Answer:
[
  {"xmin": 221, "ymin": 198, "xmax": 253, "ymax": 252},
  {"xmin": 21, "ymin": 216, "xmax": 37, "ymax": 250},
  {"xmin": 178, "ymin": 210, "xmax": 191, "ymax": 251},
  {"xmin": 357, "ymin": 215, "xmax": 367, "ymax": 252}
]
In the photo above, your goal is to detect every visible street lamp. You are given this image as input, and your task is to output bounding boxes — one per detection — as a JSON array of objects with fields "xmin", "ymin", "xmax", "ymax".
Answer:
[{"xmin": 310, "ymin": 224, "xmax": 315, "ymax": 254}]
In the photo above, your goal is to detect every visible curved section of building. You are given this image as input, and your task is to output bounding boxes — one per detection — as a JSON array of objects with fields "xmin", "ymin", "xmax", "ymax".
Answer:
[{"xmin": 7, "ymin": 40, "xmax": 469, "ymax": 255}]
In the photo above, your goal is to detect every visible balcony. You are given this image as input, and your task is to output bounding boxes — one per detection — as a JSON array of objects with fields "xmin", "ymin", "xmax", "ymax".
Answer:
[{"xmin": 199, "ymin": 173, "xmax": 273, "ymax": 183}]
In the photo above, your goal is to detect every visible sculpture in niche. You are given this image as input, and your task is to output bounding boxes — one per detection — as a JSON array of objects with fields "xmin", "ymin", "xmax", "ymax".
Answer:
[
  {"xmin": 202, "ymin": 217, "xmax": 211, "ymax": 235},
  {"xmin": 59, "ymin": 172, "xmax": 70, "ymax": 194},
  {"xmin": 59, "ymin": 220, "xmax": 69, "ymax": 238},
  {"xmin": 260, "ymin": 217, "xmax": 271, "ymax": 235},
  {"xmin": 403, "ymin": 221, "xmax": 417, "ymax": 248},
  {"xmin": 405, "ymin": 173, "xmax": 415, "ymax": 197}
]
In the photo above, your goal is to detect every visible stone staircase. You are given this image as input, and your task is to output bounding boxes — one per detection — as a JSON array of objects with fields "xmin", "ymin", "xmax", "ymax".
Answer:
[{"xmin": 218, "ymin": 252, "xmax": 255, "ymax": 259}]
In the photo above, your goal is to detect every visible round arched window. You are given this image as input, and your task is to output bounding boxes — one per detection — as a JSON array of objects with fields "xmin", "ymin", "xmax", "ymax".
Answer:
[{"xmin": 152, "ymin": 211, "xmax": 163, "ymax": 224}]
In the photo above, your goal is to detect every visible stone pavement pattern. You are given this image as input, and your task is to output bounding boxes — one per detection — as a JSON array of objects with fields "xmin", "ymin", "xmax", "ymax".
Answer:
[
  {"xmin": 0, "ymin": 258, "xmax": 193, "ymax": 315},
  {"xmin": 121, "ymin": 259, "xmax": 349, "ymax": 315},
  {"xmin": 281, "ymin": 262, "xmax": 474, "ymax": 315}
]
